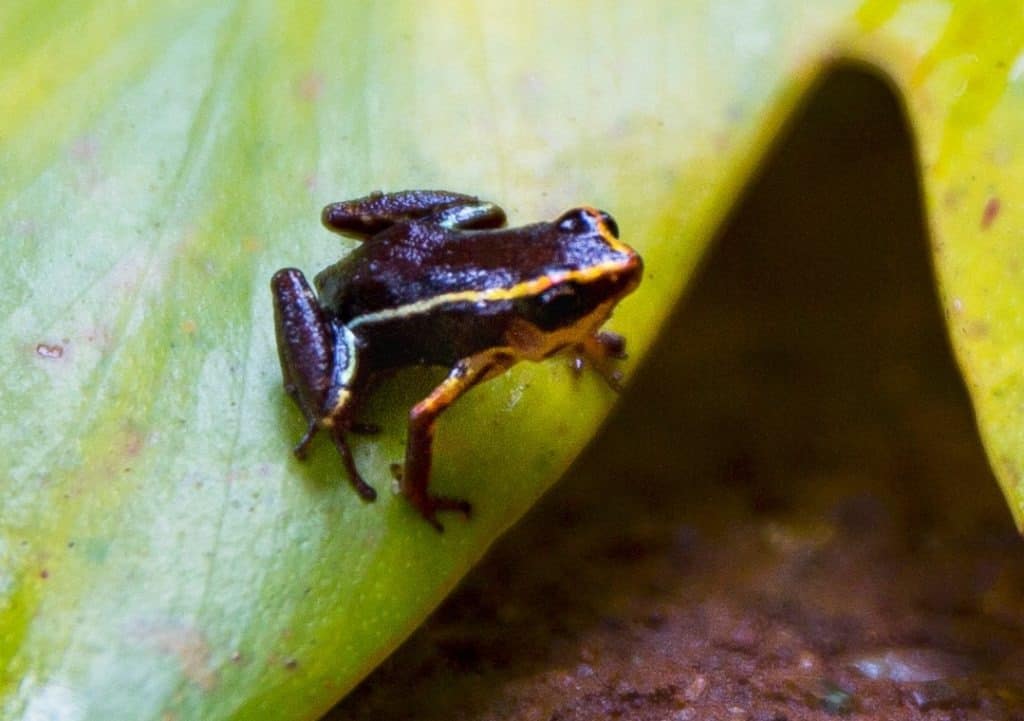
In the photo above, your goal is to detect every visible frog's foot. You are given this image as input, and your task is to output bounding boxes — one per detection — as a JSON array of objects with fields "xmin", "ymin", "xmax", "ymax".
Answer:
[
  {"xmin": 292, "ymin": 421, "xmax": 318, "ymax": 460},
  {"xmin": 595, "ymin": 330, "xmax": 627, "ymax": 359},
  {"xmin": 416, "ymin": 495, "xmax": 473, "ymax": 533},
  {"xmin": 571, "ymin": 331, "xmax": 628, "ymax": 391},
  {"xmin": 389, "ymin": 463, "xmax": 471, "ymax": 532}
]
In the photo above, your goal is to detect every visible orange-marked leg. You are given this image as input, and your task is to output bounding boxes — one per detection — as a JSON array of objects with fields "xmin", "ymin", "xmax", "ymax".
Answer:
[{"xmin": 402, "ymin": 352, "xmax": 512, "ymax": 530}]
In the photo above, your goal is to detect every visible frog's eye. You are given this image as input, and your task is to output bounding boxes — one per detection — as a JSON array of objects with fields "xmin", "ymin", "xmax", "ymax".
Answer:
[
  {"xmin": 598, "ymin": 211, "xmax": 620, "ymax": 238},
  {"xmin": 557, "ymin": 207, "xmax": 620, "ymax": 239},
  {"xmin": 556, "ymin": 208, "xmax": 596, "ymax": 234}
]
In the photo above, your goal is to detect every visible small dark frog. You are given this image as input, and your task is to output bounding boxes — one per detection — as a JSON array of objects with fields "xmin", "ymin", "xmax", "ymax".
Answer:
[{"xmin": 271, "ymin": 190, "xmax": 643, "ymax": 530}]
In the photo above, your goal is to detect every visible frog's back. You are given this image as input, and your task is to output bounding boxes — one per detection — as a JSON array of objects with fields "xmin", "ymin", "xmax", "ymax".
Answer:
[{"xmin": 314, "ymin": 221, "xmax": 612, "ymax": 323}]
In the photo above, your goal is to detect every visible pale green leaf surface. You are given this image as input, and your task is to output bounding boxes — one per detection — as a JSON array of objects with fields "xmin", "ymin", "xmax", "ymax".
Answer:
[{"xmin": 1, "ymin": 2, "xmax": 1022, "ymax": 720}]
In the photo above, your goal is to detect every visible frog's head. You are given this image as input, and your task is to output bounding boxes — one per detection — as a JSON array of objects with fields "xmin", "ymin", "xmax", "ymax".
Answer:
[
  {"xmin": 552, "ymin": 206, "xmax": 643, "ymax": 300},
  {"xmin": 512, "ymin": 207, "xmax": 642, "ymax": 340}
]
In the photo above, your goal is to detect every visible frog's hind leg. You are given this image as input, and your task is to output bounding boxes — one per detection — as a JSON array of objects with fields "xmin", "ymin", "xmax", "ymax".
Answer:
[
  {"xmin": 272, "ymin": 268, "xmax": 337, "ymax": 432},
  {"xmin": 271, "ymin": 268, "xmax": 376, "ymax": 501},
  {"xmin": 431, "ymin": 200, "xmax": 507, "ymax": 230},
  {"xmin": 402, "ymin": 350, "xmax": 515, "ymax": 531},
  {"xmin": 322, "ymin": 190, "xmax": 502, "ymax": 239}
]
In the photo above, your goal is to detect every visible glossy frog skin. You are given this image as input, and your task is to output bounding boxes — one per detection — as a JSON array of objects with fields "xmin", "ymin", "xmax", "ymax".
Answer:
[{"xmin": 271, "ymin": 190, "xmax": 643, "ymax": 530}]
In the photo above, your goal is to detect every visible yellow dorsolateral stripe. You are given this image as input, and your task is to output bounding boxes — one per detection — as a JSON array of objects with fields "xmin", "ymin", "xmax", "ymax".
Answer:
[
  {"xmin": 347, "ymin": 257, "xmax": 636, "ymax": 330},
  {"xmin": 587, "ymin": 206, "xmax": 635, "ymax": 258}
]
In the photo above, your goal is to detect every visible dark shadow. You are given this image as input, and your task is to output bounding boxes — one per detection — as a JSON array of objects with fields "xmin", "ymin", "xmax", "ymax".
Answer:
[{"xmin": 331, "ymin": 67, "xmax": 1024, "ymax": 721}]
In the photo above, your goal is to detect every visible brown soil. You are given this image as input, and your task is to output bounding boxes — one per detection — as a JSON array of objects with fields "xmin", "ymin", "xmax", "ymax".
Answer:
[{"xmin": 328, "ymin": 69, "xmax": 1024, "ymax": 721}]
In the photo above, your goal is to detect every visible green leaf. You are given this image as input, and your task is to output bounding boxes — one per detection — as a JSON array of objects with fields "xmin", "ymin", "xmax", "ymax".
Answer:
[{"xmin": 2, "ymin": 2, "xmax": 1023, "ymax": 720}]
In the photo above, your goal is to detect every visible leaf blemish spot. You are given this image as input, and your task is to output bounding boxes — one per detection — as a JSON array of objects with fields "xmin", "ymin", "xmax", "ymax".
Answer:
[
  {"xmin": 138, "ymin": 623, "xmax": 218, "ymax": 691},
  {"xmin": 69, "ymin": 135, "xmax": 99, "ymax": 162},
  {"xmin": 123, "ymin": 427, "xmax": 145, "ymax": 457},
  {"xmin": 295, "ymin": 71, "xmax": 324, "ymax": 102},
  {"xmin": 35, "ymin": 342, "xmax": 64, "ymax": 359},
  {"xmin": 982, "ymin": 196, "xmax": 1000, "ymax": 229}
]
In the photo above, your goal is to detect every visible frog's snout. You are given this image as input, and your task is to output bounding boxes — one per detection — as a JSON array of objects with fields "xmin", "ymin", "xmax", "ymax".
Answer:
[{"xmin": 620, "ymin": 247, "xmax": 644, "ymax": 295}]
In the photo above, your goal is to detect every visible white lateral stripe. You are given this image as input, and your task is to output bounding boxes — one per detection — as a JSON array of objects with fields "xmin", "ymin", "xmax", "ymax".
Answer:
[{"xmin": 339, "ymin": 325, "xmax": 358, "ymax": 386}]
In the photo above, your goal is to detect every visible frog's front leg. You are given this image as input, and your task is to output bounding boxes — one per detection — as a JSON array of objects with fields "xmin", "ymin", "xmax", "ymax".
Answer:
[
  {"xmin": 321, "ymin": 189, "xmax": 505, "ymax": 239},
  {"xmin": 571, "ymin": 331, "xmax": 628, "ymax": 391},
  {"xmin": 270, "ymin": 268, "xmax": 377, "ymax": 501},
  {"xmin": 401, "ymin": 351, "xmax": 515, "ymax": 531}
]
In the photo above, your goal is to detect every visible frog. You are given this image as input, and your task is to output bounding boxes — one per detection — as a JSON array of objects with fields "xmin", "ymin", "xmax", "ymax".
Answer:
[{"xmin": 271, "ymin": 189, "xmax": 643, "ymax": 530}]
